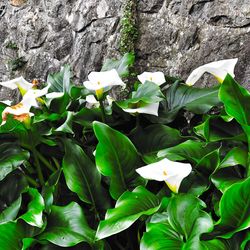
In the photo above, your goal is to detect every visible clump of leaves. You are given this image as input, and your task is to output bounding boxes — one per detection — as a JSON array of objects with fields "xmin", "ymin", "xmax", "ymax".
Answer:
[{"xmin": 0, "ymin": 54, "xmax": 249, "ymax": 250}]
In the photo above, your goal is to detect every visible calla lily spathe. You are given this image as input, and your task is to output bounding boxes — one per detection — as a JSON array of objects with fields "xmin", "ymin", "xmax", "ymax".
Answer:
[
  {"xmin": 136, "ymin": 158, "xmax": 192, "ymax": 193},
  {"xmin": 138, "ymin": 72, "xmax": 166, "ymax": 86},
  {"xmin": 83, "ymin": 69, "xmax": 125, "ymax": 99},
  {"xmin": 0, "ymin": 76, "xmax": 34, "ymax": 96},
  {"xmin": 1, "ymin": 83, "xmax": 51, "ymax": 125},
  {"xmin": 1, "ymin": 101, "xmax": 34, "ymax": 126},
  {"xmin": 186, "ymin": 58, "xmax": 238, "ymax": 86},
  {"xmin": 22, "ymin": 83, "xmax": 51, "ymax": 108},
  {"xmin": 122, "ymin": 102, "xmax": 159, "ymax": 116},
  {"xmin": 0, "ymin": 76, "xmax": 32, "ymax": 90}
]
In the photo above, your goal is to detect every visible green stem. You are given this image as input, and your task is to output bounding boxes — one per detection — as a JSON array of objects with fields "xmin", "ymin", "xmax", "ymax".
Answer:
[
  {"xmin": 36, "ymin": 150, "xmax": 57, "ymax": 172},
  {"xmin": 99, "ymin": 100, "xmax": 106, "ymax": 123},
  {"xmin": 52, "ymin": 157, "xmax": 61, "ymax": 169},
  {"xmin": 25, "ymin": 175, "xmax": 39, "ymax": 188},
  {"xmin": 26, "ymin": 131, "xmax": 45, "ymax": 185},
  {"xmin": 32, "ymin": 149, "xmax": 45, "ymax": 185}
]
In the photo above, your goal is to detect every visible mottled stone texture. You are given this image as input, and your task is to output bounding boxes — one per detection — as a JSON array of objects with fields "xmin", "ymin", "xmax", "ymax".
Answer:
[
  {"xmin": 0, "ymin": 0, "xmax": 250, "ymax": 101},
  {"xmin": 136, "ymin": 0, "xmax": 250, "ymax": 88}
]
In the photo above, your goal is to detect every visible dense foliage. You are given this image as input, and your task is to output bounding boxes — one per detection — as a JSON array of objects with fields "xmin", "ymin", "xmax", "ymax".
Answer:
[{"xmin": 0, "ymin": 54, "xmax": 249, "ymax": 249}]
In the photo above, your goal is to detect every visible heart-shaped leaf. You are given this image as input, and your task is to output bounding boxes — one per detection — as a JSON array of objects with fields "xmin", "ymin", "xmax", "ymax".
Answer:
[
  {"xmin": 96, "ymin": 186, "xmax": 165, "ymax": 240},
  {"xmin": 219, "ymin": 74, "xmax": 250, "ymax": 126},
  {"xmin": 62, "ymin": 138, "xmax": 109, "ymax": 212},
  {"xmin": 39, "ymin": 202, "xmax": 95, "ymax": 247},
  {"xmin": 208, "ymin": 177, "xmax": 250, "ymax": 238},
  {"xmin": 101, "ymin": 53, "xmax": 135, "ymax": 77},
  {"xmin": 93, "ymin": 122, "xmax": 145, "ymax": 199},
  {"xmin": 0, "ymin": 142, "xmax": 29, "ymax": 181},
  {"xmin": 141, "ymin": 194, "xmax": 226, "ymax": 249}
]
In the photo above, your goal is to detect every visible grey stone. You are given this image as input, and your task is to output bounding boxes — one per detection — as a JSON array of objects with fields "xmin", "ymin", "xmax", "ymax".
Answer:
[
  {"xmin": 136, "ymin": 0, "xmax": 250, "ymax": 88},
  {"xmin": 0, "ymin": 0, "xmax": 250, "ymax": 102}
]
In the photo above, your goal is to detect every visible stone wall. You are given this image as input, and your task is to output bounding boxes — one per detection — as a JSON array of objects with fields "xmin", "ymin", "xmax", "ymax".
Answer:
[{"xmin": 0, "ymin": 0, "xmax": 250, "ymax": 101}]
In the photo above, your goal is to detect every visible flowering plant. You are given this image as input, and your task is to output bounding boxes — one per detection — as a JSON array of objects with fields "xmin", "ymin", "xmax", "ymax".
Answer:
[{"xmin": 0, "ymin": 54, "xmax": 249, "ymax": 249}]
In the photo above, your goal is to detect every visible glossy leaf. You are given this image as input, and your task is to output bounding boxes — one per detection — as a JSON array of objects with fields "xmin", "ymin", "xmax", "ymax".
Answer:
[
  {"xmin": 209, "ymin": 177, "xmax": 250, "ymax": 238},
  {"xmin": 158, "ymin": 140, "xmax": 218, "ymax": 164},
  {"xmin": 47, "ymin": 65, "xmax": 72, "ymax": 94},
  {"xmin": 19, "ymin": 188, "xmax": 45, "ymax": 228},
  {"xmin": 96, "ymin": 186, "xmax": 164, "ymax": 240},
  {"xmin": 55, "ymin": 111, "xmax": 74, "ymax": 134},
  {"xmin": 117, "ymin": 82, "xmax": 164, "ymax": 109},
  {"xmin": 0, "ymin": 222, "xmax": 24, "ymax": 250},
  {"xmin": 219, "ymin": 74, "xmax": 250, "ymax": 126},
  {"xmin": 0, "ymin": 170, "xmax": 28, "ymax": 217},
  {"xmin": 130, "ymin": 124, "xmax": 187, "ymax": 154},
  {"xmin": 0, "ymin": 142, "xmax": 29, "ymax": 181},
  {"xmin": 194, "ymin": 116, "xmax": 246, "ymax": 143},
  {"xmin": 141, "ymin": 194, "xmax": 226, "ymax": 249},
  {"xmin": 93, "ymin": 122, "xmax": 145, "ymax": 199},
  {"xmin": 74, "ymin": 108, "xmax": 102, "ymax": 128},
  {"xmin": 212, "ymin": 147, "xmax": 247, "ymax": 192},
  {"xmin": 101, "ymin": 53, "xmax": 135, "ymax": 77},
  {"xmin": 42, "ymin": 170, "xmax": 61, "ymax": 213},
  {"xmin": 159, "ymin": 82, "xmax": 220, "ymax": 123},
  {"xmin": 39, "ymin": 202, "xmax": 95, "ymax": 247},
  {"xmin": 0, "ymin": 197, "xmax": 22, "ymax": 224},
  {"xmin": 62, "ymin": 138, "xmax": 109, "ymax": 211}
]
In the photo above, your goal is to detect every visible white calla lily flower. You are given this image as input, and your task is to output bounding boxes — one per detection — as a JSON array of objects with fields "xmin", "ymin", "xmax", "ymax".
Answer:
[
  {"xmin": 0, "ymin": 76, "xmax": 32, "ymax": 91},
  {"xmin": 138, "ymin": 72, "xmax": 166, "ymax": 86},
  {"xmin": 22, "ymin": 84, "xmax": 51, "ymax": 107},
  {"xmin": 45, "ymin": 92, "xmax": 64, "ymax": 99},
  {"xmin": 86, "ymin": 95, "xmax": 99, "ymax": 104},
  {"xmin": 186, "ymin": 58, "xmax": 238, "ymax": 86},
  {"xmin": 122, "ymin": 102, "xmax": 159, "ymax": 116},
  {"xmin": 136, "ymin": 158, "xmax": 192, "ymax": 193},
  {"xmin": 83, "ymin": 69, "xmax": 125, "ymax": 99},
  {"xmin": 0, "ymin": 100, "xmax": 12, "ymax": 106},
  {"xmin": 1, "ymin": 102, "xmax": 34, "ymax": 126}
]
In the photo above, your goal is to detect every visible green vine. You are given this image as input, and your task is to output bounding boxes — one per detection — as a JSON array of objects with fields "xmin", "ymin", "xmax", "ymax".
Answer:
[{"xmin": 119, "ymin": 0, "xmax": 138, "ymax": 54}]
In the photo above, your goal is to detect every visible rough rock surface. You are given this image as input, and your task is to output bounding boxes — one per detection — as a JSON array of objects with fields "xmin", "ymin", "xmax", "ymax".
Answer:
[
  {"xmin": 0, "ymin": 0, "xmax": 250, "ymax": 101},
  {"xmin": 136, "ymin": 0, "xmax": 250, "ymax": 88}
]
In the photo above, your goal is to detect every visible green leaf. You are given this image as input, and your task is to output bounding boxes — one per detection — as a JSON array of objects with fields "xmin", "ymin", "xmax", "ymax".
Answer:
[
  {"xmin": 93, "ymin": 122, "xmax": 145, "ymax": 199},
  {"xmin": 96, "ymin": 186, "xmax": 164, "ymax": 240},
  {"xmin": 117, "ymin": 82, "xmax": 164, "ymax": 109},
  {"xmin": 129, "ymin": 124, "xmax": 187, "ymax": 154},
  {"xmin": 55, "ymin": 111, "xmax": 74, "ymax": 134},
  {"xmin": 219, "ymin": 74, "xmax": 250, "ymax": 126},
  {"xmin": 39, "ymin": 202, "xmax": 95, "ymax": 247},
  {"xmin": 0, "ymin": 142, "xmax": 29, "ymax": 181},
  {"xmin": 194, "ymin": 116, "xmax": 246, "ymax": 143},
  {"xmin": 0, "ymin": 170, "xmax": 28, "ymax": 216},
  {"xmin": 46, "ymin": 93, "xmax": 71, "ymax": 114},
  {"xmin": 101, "ymin": 53, "xmax": 135, "ymax": 77},
  {"xmin": 19, "ymin": 188, "xmax": 45, "ymax": 228},
  {"xmin": 158, "ymin": 140, "xmax": 218, "ymax": 164},
  {"xmin": 42, "ymin": 170, "xmax": 61, "ymax": 213},
  {"xmin": 47, "ymin": 65, "xmax": 72, "ymax": 94},
  {"xmin": 141, "ymin": 194, "xmax": 226, "ymax": 250},
  {"xmin": 211, "ymin": 147, "xmax": 247, "ymax": 192},
  {"xmin": 209, "ymin": 177, "xmax": 250, "ymax": 238},
  {"xmin": 0, "ymin": 197, "xmax": 22, "ymax": 224},
  {"xmin": 74, "ymin": 108, "xmax": 102, "ymax": 128},
  {"xmin": 62, "ymin": 138, "xmax": 109, "ymax": 211},
  {"xmin": 181, "ymin": 149, "xmax": 220, "ymax": 196},
  {"xmin": 159, "ymin": 82, "xmax": 220, "ymax": 123},
  {"xmin": 0, "ymin": 222, "xmax": 24, "ymax": 250}
]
